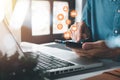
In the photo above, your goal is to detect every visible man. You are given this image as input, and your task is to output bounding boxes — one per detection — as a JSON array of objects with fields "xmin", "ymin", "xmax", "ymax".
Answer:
[{"xmin": 70, "ymin": 0, "xmax": 120, "ymax": 61}]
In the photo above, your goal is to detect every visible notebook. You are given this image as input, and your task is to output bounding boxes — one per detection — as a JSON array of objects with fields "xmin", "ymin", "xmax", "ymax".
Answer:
[{"xmin": 4, "ymin": 20, "xmax": 103, "ymax": 79}]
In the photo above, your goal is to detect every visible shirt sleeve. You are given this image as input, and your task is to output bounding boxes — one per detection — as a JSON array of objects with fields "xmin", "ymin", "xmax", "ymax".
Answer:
[{"xmin": 81, "ymin": 0, "xmax": 91, "ymax": 28}]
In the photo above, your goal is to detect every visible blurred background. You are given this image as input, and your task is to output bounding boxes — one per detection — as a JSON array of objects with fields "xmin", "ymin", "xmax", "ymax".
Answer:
[{"xmin": 0, "ymin": 0, "xmax": 86, "ymax": 44}]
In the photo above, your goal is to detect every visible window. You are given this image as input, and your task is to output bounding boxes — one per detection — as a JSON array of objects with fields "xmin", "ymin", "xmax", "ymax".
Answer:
[
  {"xmin": 32, "ymin": 1, "xmax": 50, "ymax": 36},
  {"xmin": 53, "ymin": 1, "xmax": 69, "ymax": 34},
  {"xmin": 4, "ymin": 0, "xmax": 29, "ymax": 43},
  {"xmin": 22, "ymin": 0, "xmax": 75, "ymax": 44}
]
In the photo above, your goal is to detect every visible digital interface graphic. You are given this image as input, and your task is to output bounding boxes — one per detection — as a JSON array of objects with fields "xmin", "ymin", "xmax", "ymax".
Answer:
[
  {"xmin": 70, "ymin": 10, "xmax": 78, "ymax": 18},
  {"xmin": 57, "ymin": 13, "xmax": 64, "ymax": 21},
  {"xmin": 56, "ymin": 6, "xmax": 78, "ymax": 39},
  {"xmin": 63, "ymin": 6, "xmax": 69, "ymax": 12},
  {"xmin": 66, "ymin": 19, "xmax": 71, "ymax": 25},
  {"xmin": 71, "ymin": 25, "xmax": 77, "ymax": 31},
  {"xmin": 57, "ymin": 24, "xmax": 63, "ymax": 30}
]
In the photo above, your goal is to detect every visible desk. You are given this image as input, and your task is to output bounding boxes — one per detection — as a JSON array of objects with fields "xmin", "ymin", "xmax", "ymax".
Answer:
[
  {"xmin": 21, "ymin": 42, "xmax": 120, "ymax": 80},
  {"xmin": 54, "ymin": 59, "xmax": 120, "ymax": 80}
]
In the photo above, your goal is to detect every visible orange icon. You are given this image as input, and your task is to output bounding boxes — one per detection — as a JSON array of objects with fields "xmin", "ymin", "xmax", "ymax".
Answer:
[
  {"xmin": 64, "ymin": 31, "xmax": 71, "ymax": 39},
  {"xmin": 71, "ymin": 25, "xmax": 77, "ymax": 31},
  {"xmin": 66, "ymin": 19, "xmax": 71, "ymax": 25},
  {"xmin": 70, "ymin": 10, "xmax": 77, "ymax": 18},
  {"xmin": 57, "ymin": 24, "xmax": 63, "ymax": 30},
  {"xmin": 63, "ymin": 6, "xmax": 69, "ymax": 12},
  {"xmin": 57, "ymin": 14, "xmax": 64, "ymax": 20}
]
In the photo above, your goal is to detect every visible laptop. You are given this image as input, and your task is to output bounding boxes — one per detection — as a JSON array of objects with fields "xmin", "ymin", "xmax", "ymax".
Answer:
[{"xmin": 3, "ymin": 20, "xmax": 103, "ymax": 79}]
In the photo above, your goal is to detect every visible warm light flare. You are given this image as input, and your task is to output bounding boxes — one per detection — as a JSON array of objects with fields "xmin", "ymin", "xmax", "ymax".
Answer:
[
  {"xmin": 0, "ymin": 22, "xmax": 17, "ymax": 57},
  {"xmin": 3, "ymin": 34, "xmax": 17, "ymax": 57},
  {"xmin": 0, "ymin": 0, "xmax": 5, "ymax": 22},
  {"xmin": 10, "ymin": 0, "xmax": 29, "ymax": 29},
  {"xmin": 64, "ymin": 31, "xmax": 71, "ymax": 39}
]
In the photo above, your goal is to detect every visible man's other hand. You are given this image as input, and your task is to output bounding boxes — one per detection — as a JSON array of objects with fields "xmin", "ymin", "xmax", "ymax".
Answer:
[{"xmin": 71, "ymin": 40, "xmax": 120, "ymax": 59}]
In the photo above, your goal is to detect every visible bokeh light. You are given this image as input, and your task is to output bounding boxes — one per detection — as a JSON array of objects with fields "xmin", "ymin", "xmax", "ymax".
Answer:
[
  {"xmin": 57, "ymin": 13, "xmax": 64, "ymax": 20},
  {"xmin": 70, "ymin": 10, "xmax": 77, "ymax": 18},
  {"xmin": 66, "ymin": 19, "xmax": 71, "ymax": 25},
  {"xmin": 71, "ymin": 25, "xmax": 77, "ymax": 31},
  {"xmin": 63, "ymin": 6, "xmax": 69, "ymax": 12},
  {"xmin": 64, "ymin": 30, "xmax": 71, "ymax": 39},
  {"xmin": 57, "ymin": 24, "xmax": 63, "ymax": 30}
]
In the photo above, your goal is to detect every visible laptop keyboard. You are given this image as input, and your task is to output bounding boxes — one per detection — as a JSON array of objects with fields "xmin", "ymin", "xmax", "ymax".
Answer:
[{"xmin": 36, "ymin": 52, "xmax": 74, "ymax": 70}]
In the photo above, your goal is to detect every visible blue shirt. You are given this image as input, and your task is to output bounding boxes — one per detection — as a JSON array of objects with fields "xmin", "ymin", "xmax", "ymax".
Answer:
[{"xmin": 82, "ymin": 0, "xmax": 120, "ymax": 41}]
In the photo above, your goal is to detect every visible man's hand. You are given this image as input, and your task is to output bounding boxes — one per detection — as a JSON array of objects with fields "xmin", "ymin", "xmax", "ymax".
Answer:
[
  {"xmin": 70, "ymin": 22, "xmax": 120, "ymax": 60},
  {"xmin": 72, "ymin": 40, "xmax": 120, "ymax": 59},
  {"xmin": 70, "ymin": 22, "xmax": 90, "ymax": 42}
]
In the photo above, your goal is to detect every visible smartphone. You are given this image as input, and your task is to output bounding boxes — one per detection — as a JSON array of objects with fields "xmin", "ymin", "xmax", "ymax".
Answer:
[
  {"xmin": 65, "ymin": 41, "xmax": 82, "ymax": 48},
  {"xmin": 55, "ymin": 38, "xmax": 91, "ymax": 48},
  {"xmin": 54, "ymin": 39, "xmax": 83, "ymax": 48}
]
